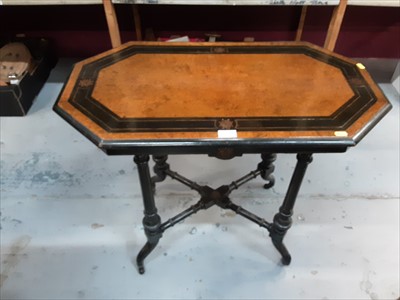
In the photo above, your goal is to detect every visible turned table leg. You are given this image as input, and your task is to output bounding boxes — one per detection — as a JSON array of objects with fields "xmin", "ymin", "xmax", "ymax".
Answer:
[
  {"xmin": 134, "ymin": 155, "xmax": 163, "ymax": 274},
  {"xmin": 269, "ymin": 153, "xmax": 313, "ymax": 265},
  {"xmin": 258, "ymin": 153, "xmax": 277, "ymax": 189},
  {"xmin": 151, "ymin": 155, "xmax": 169, "ymax": 194}
]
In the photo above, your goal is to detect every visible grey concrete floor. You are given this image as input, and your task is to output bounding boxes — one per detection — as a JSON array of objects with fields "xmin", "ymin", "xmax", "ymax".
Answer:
[{"xmin": 0, "ymin": 59, "xmax": 399, "ymax": 300}]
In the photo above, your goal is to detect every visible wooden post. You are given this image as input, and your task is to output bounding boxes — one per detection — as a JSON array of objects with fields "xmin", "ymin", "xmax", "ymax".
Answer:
[
  {"xmin": 295, "ymin": 6, "xmax": 308, "ymax": 42},
  {"xmin": 103, "ymin": 0, "xmax": 122, "ymax": 48},
  {"xmin": 132, "ymin": 5, "xmax": 143, "ymax": 41},
  {"xmin": 324, "ymin": 0, "xmax": 348, "ymax": 51}
]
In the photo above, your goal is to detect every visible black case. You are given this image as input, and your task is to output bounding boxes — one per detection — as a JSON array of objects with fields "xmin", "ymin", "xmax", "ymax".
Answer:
[{"xmin": 0, "ymin": 38, "xmax": 57, "ymax": 116}]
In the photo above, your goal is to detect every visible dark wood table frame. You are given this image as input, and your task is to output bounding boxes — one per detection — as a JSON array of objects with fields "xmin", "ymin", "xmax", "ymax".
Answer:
[
  {"xmin": 134, "ymin": 152, "xmax": 312, "ymax": 274},
  {"xmin": 54, "ymin": 41, "xmax": 391, "ymax": 274}
]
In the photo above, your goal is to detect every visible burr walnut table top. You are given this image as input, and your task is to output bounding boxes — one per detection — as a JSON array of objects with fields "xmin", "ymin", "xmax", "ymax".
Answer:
[{"xmin": 54, "ymin": 41, "xmax": 391, "ymax": 155}]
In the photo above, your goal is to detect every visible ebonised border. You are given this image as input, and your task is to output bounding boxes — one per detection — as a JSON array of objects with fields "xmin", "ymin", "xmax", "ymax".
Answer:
[{"xmin": 68, "ymin": 44, "xmax": 377, "ymax": 133}]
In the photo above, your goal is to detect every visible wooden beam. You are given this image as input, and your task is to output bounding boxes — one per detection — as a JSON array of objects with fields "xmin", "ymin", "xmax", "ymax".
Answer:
[
  {"xmin": 324, "ymin": 0, "xmax": 348, "ymax": 51},
  {"xmin": 132, "ymin": 4, "xmax": 143, "ymax": 41},
  {"xmin": 103, "ymin": 0, "xmax": 121, "ymax": 48},
  {"xmin": 295, "ymin": 6, "xmax": 308, "ymax": 41}
]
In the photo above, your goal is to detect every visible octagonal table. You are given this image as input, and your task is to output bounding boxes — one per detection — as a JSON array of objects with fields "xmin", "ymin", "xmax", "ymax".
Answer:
[{"xmin": 54, "ymin": 42, "xmax": 391, "ymax": 274}]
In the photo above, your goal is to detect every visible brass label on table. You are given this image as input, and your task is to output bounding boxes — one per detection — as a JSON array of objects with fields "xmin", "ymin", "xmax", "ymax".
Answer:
[
  {"xmin": 334, "ymin": 131, "xmax": 348, "ymax": 137},
  {"xmin": 356, "ymin": 63, "xmax": 366, "ymax": 70}
]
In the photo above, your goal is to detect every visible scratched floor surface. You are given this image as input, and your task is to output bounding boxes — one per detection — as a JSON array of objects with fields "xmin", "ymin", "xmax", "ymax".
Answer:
[{"xmin": 0, "ymin": 59, "xmax": 399, "ymax": 300}]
